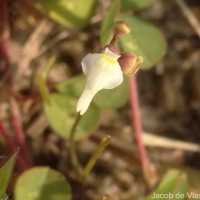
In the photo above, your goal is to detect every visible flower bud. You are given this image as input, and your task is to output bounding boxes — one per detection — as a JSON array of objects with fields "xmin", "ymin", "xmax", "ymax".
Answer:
[
  {"xmin": 118, "ymin": 52, "xmax": 143, "ymax": 76},
  {"xmin": 114, "ymin": 21, "xmax": 131, "ymax": 38},
  {"xmin": 102, "ymin": 44, "xmax": 119, "ymax": 54}
]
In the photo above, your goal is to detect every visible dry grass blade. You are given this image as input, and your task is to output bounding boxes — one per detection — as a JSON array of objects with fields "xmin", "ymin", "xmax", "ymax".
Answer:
[
  {"xmin": 143, "ymin": 132, "xmax": 200, "ymax": 152},
  {"xmin": 175, "ymin": 0, "xmax": 200, "ymax": 38},
  {"xmin": 17, "ymin": 19, "xmax": 54, "ymax": 77}
]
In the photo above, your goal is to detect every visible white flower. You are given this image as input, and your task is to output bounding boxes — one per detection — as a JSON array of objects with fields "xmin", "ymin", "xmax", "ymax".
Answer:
[{"xmin": 76, "ymin": 48, "xmax": 123, "ymax": 115}]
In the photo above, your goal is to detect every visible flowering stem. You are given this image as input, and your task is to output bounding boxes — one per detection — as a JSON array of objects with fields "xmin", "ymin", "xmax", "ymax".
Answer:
[
  {"xmin": 81, "ymin": 135, "xmax": 111, "ymax": 182},
  {"xmin": 110, "ymin": 33, "xmax": 117, "ymax": 45},
  {"xmin": 69, "ymin": 113, "xmax": 82, "ymax": 174},
  {"xmin": 109, "ymin": 25, "xmax": 149, "ymax": 170},
  {"xmin": 128, "ymin": 76, "xmax": 150, "ymax": 181}
]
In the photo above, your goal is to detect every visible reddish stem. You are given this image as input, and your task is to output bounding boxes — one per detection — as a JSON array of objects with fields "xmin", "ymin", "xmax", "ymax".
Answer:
[
  {"xmin": 0, "ymin": 119, "xmax": 15, "ymax": 151},
  {"xmin": 10, "ymin": 98, "xmax": 32, "ymax": 167},
  {"xmin": 0, "ymin": 119, "xmax": 28, "ymax": 171},
  {"xmin": 110, "ymin": 33, "xmax": 117, "ymax": 45},
  {"xmin": 0, "ymin": 0, "xmax": 11, "ymax": 84},
  {"xmin": 0, "ymin": 1, "xmax": 28, "ymax": 171},
  {"xmin": 16, "ymin": 154, "xmax": 29, "ymax": 171},
  {"xmin": 128, "ymin": 76, "xmax": 149, "ymax": 174}
]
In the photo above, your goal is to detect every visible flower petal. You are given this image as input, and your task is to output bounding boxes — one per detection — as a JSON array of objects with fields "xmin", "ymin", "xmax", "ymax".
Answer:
[
  {"xmin": 85, "ymin": 58, "xmax": 123, "ymax": 91},
  {"xmin": 103, "ymin": 65, "xmax": 123, "ymax": 89},
  {"xmin": 76, "ymin": 88, "xmax": 97, "ymax": 115},
  {"xmin": 81, "ymin": 53, "xmax": 99, "ymax": 76}
]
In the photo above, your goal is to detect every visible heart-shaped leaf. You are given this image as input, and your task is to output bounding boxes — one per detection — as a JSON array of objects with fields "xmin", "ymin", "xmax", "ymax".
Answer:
[
  {"xmin": 120, "ymin": 15, "xmax": 167, "ymax": 70},
  {"xmin": 14, "ymin": 167, "xmax": 71, "ymax": 200}
]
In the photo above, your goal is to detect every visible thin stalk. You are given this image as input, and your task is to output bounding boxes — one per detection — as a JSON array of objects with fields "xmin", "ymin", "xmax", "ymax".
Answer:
[
  {"xmin": 81, "ymin": 135, "xmax": 111, "ymax": 182},
  {"xmin": 69, "ymin": 113, "xmax": 82, "ymax": 173},
  {"xmin": 110, "ymin": 33, "xmax": 117, "ymax": 45},
  {"xmin": 128, "ymin": 76, "xmax": 149, "ymax": 180}
]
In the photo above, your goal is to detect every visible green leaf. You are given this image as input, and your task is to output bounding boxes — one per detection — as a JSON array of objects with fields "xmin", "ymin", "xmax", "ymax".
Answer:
[
  {"xmin": 57, "ymin": 75, "xmax": 85, "ymax": 98},
  {"xmin": 93, "ymin": 77, "xmax": 129, "ymax": 108},
  {"xmin": 121, "ymin": 0, "xmax": 157, "ymax": 11},
  {"xmin": 39, "ymin": 0, "xmax": 96, "ymax": 28},
  {"xmin": 145, "ymin": 170, "xmax": 188, "ymax": 200},
  {"xmin": 0, "ymin": 149, "xmax": 18, "ymax": 199},
  {"xmin": 100, "ymin": 0, "xmax": 120, "ymax": 45},
  {"xmin": 38, "ymin": 75, "xmax": 51, "ymax": 104},
  {"xmin": 120, "ymin": 15, "xmax": 167, "ymax": 70},
  {"xmin": 182, "ymin": 168, "xmax": 200, "ymax": 193},
  {"xmin": 57, "ymin": 74, "xmax": 129, "ymax": 109},
  {"xmin": 44, "ymin": 93, "xmax": 100, "ymax": 140},
  {"xmin": 38, "ymin": 56, "xmax": 56, "ymax": 104},
  {"xmin": 14, "ymin": 167, "xmax": 71, "ymax": 200}
]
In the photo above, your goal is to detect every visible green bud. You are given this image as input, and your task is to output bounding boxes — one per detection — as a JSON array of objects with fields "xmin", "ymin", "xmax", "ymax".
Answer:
[{"xmin": 114, "ymin": 21, "xmax": 131, "ymax": 38}]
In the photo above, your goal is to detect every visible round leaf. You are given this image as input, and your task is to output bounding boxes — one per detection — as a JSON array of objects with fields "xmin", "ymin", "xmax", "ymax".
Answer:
[
  {"xmin": 44, "ymin": 93, "xmax": 100, "ymax": 140},
  {"xmin": 93, "ymin": 77, "xmax": 129, "ymax": 109},
  {"xmin": 57, "ymin": 74, "xmax": 129, "ymax": 109},
  {"xmin": 121, "ymin": 0, "xmax": 157, "ymax": 11},
  {"xmin": 120, "ymin": 16, "xmax": 167, "ymax": 70},
  {"xmin": 57, "ymin": 75, "xmax": 85, "ymax": 98},
  {"xmin": 40, "ymin": 0, "xmax": 95, "ymax": 28},
  {"xmin": 14, "ymin": 167, "xmax": 71, "ymax": 200}
]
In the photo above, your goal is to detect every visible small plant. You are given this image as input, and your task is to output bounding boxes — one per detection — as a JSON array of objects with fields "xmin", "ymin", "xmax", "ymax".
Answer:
[{"xmin": 1, "ymin": 0, "xmax": 200, "ymax": 200}]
